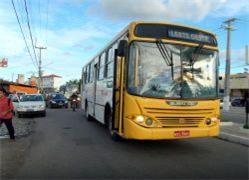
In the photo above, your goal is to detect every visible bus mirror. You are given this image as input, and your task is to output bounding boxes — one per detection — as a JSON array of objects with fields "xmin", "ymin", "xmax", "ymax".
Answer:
[
  {"xmin": 117, "ymin": 40, "xmax": 128, "ymax": 57},
  {"xmin": 219, "ymin": 76, "xmax": 222, "ymax": 80}
]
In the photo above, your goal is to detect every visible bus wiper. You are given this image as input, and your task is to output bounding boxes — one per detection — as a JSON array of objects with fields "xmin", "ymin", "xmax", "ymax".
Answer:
[
  {"xmin": 156, "ymin": 39, "xmax": 174, "ymax": 80},
  {"xmin": 191, "ymin": 43, "xmax": 204, "ymax": 64},
  {"xmin": 189, "ymin": 43, "xmax": 204, "ymax": 79}
]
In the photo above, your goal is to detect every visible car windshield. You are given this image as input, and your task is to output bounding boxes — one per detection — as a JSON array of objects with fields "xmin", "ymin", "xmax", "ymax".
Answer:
[
  {"xmin": 52, "ymin": 94, "xmax": 65, "ymax": 99},
  {"xmin": 20, "ymin": 95, "xmax": 44, "ymax": 102},
  {"xmin": 128, "ymin": 41, "xmax": 218, "ymax": 99}
]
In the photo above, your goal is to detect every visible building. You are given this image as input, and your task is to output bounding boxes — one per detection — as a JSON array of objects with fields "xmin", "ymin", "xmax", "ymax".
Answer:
[
  {"xmin": 0, "ymin": 80, "xmax": 38, "ymax": 94},
  {"xmin": 40, "ymin": 74, "xmax": 62, "ymax": 93},
  {"xmin": 28, "ymin": 75, "xmax": 37, "ymax": 86},
  {"xmin": 219, "ymin": 72, "xmax": 249, "ymax": 99},
  {"xmin": 16, "ymin": 74, "xmax": 25, "ymax": 84}
]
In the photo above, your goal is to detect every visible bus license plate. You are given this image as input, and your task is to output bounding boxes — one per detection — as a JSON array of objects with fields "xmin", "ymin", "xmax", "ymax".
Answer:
[{"xmin": 174, "ymin": 130, "xmax": 190, "ymax": 137}]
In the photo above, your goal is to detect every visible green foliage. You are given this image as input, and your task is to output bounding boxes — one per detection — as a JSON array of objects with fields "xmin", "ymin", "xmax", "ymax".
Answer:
[
  {"xmin": 66, "ymin": 79, "xmax": 80, "ymax": 86},
  {"xmin": 243, "ymin": 124, "xmax": 249, "ymax": 129}
]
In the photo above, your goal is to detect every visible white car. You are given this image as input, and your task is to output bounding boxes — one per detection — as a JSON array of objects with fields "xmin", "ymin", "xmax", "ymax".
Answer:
[
  {"xmin": 220, "ymin": 99, "xmax": 231, "ymax": 109},
  {"xmin": 17, "ymin": 94, "xmax": 46, "ymax": 118}
]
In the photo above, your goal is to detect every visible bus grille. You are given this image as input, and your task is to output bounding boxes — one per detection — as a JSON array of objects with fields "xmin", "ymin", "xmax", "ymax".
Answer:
[
  {"xmin": 156, "ymin": 117, "xmax": 204, "ymax": 127},
  {"xmin": 144, "ymin": 107, "xmax": 213, "ymax": 127}
]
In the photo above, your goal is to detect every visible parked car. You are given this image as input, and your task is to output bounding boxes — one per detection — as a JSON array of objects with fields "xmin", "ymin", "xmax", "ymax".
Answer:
[
  {"xmin": 220, "ymin": 99, "xmax": 231, "ymax": 109},
  {"xmin": 48, "ymin": 93, "xmax": 68, "ymax": 108},
  {"xmin": 16, "ymin": 94, "xmax": 46, "ymax": 118},
  {"xmin": 231, "ymin": 98, "xmax": 246, "ymax": 107}
]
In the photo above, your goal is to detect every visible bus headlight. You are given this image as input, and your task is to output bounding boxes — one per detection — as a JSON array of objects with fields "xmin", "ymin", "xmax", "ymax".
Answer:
[
  {"xmin": 145, "ymin": 118, "xmax": 153, "ymax": 126},
  {"xmin": 206, "ymin": 117, "xmax": 219, "ymax": 125},
  {"xmin": 206, "ymin": 119, "xmax": 212, "ymax": 125},
  {"xmin": 135, "ymin": 115, "xmax": 144, "ymax": 123},
  {"xmin": 211, "ymin": 117, "xmax": 218, "ymax": 122},
  {"xmin": 133, "ymin": 115, "xmax": 161, "ymax": 127}
]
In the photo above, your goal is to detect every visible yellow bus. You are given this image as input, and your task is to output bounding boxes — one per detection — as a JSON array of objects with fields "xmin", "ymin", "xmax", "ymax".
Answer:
[{"xmin": 81, "ymin": 21, "xmax": 220, "ymax": 141}]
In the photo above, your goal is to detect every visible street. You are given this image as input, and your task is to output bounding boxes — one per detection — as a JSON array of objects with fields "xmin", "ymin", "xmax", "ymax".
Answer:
[{"xmin": 1, "ymin": 108, "xmax": 248, "ymax": 179}]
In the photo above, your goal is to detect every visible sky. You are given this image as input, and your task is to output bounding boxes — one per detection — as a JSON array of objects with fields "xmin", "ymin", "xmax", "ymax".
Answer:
[{"xmin": 0, "ymin": 0, "xmax": 248, "ymax": 84}]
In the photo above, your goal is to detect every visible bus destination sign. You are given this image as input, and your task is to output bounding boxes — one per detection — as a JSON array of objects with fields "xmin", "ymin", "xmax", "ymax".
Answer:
[
  {"xmin": 168, "ymin": 30, "xmax": 213, "ymax": 44},
  {"xmin": 134, "ymin": 24, "xmax": 217, "ymax": 46}
]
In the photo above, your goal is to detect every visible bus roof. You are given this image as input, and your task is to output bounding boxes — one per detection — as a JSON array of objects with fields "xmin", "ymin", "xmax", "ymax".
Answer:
[
  {"xmin": 82, "ymin": 21, "xmax": 217, "ymax": 68},
  {"xmin": 129, "ymin": 21, "xmax": 216, "ymax": 37}
]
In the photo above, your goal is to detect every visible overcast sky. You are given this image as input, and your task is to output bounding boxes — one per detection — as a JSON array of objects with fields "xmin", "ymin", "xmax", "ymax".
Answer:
[{"xmin": 0, "ymin": 0, "xmax": 248, "ymax": 84}]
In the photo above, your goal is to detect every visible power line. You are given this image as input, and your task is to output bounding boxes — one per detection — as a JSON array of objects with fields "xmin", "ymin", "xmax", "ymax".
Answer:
[
  {"xmin": 23, "ymin": 0, "xmax": 39, "ymax": 66},
  {"xmin": 11, "ymin": 0, "xmax": 37, "ymax": 69}
]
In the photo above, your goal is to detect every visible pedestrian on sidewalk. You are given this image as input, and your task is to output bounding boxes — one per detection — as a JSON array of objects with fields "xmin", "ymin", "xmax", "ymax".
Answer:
[{"xmin": 0, "ymin": 87, "xmax": 15, "ymax": 140}]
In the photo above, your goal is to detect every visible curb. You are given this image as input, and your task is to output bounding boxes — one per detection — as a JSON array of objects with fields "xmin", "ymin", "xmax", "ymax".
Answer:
[
  {"xmin": 220, "ymin": 122, "xmax": 234, "ymax": 126},
  {"xmin": 0, "ymin": 135, "xmax": 9, "ymax": 139},
  {"xmin": 218, "ymin": 132, "xmax": 249, "ymax": 147}
]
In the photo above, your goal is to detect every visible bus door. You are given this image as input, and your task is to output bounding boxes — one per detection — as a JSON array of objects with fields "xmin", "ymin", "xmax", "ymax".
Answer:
[
  {"xmin": 112, "ymin": 49, "xmax": 125, "ymax": 134},
  {"xmin": 93, "ymin": 63, "xmax": 98, "ymax": 116}
]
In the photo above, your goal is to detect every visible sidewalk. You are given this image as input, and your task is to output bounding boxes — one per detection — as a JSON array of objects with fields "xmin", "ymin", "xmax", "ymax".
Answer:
[
  {"xmin": 218, "ymin": 122, "xmax": 249, "ymax": 147},
  {"xmin": 0, "ymin": 117, "xmax": 35, "ymax": 139}
]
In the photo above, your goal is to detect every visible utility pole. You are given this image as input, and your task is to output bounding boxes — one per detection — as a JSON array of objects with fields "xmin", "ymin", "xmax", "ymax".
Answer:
[
  {"xmin": 11, "ymin": 73, "xmax": 14, "ymax": 82},
  {"xmin": 35, "ymin": 46, "xmax": 47, "ymax": 93},
  {"xmin": 222, "ymin": 18, "xmax": 237, "ymax": 112}
]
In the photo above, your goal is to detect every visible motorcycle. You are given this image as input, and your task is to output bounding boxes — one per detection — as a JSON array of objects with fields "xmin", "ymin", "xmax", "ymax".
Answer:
[{"xmin": 71, "ymin": 99, "xmax": 77, "ymax": 111}]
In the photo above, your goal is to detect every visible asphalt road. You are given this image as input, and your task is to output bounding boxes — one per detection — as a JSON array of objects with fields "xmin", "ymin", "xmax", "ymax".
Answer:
[{"xmin": 12, "ymin": 108, "xmax": 249, "ymax": 179}]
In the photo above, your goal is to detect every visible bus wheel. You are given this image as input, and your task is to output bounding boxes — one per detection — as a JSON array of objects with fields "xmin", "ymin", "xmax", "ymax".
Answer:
[
  {"xmin": 85, "ymin": 103, "xmax": 91, "ymax": 121},
  {"xmin": 107, "ymin": 113, "xmax": 122, "ymax": 141}
]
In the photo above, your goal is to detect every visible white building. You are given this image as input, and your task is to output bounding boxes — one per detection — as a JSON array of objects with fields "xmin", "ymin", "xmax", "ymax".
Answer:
[
  {"xmin": 41, "ymin": 74, "xmax": 62, "ymax": 93},
  {"xmin": 219, "ymin": 72, "xmax": 249, "ymax": 99}
]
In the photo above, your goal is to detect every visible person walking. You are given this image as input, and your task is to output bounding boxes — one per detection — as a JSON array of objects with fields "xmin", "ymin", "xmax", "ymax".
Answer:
[{"xmin": 0, "ymin": 88, "xmax": 15, "ymax": 140}]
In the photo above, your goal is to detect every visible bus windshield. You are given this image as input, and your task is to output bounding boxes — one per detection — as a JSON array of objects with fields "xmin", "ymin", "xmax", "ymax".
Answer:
[{"xmin": 128, "ymin": 41, "xmax": 218, "ymax": 99}]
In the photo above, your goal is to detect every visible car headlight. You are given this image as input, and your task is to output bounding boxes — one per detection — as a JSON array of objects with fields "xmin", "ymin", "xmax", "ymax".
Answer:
[
  {"xmin": 133, "ymin": 115, "xmax": 161, "ymax": 127},
  {"xmin": 51, "ymin": 100, "xmax": 56, "ymax": 104},
  {"xmin": 65, "ymin": 100, "xmax": 68, "ymax": 103},
  {"xmin": 39, "ymin": 105, "xmax": 45, "ymax": 108}
]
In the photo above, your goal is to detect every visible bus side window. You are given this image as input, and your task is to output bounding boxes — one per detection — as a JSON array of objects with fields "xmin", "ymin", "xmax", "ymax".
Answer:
[
  {"xmin": 106, "ymin": 46, "xmax": 116, "ymax": 78},
  {"xmin": 98, "ymin": 53, "xmax": 105, "ymax": 80},
  {"xmin": 84, "ymin": 68, "xmax": 88, "ymax": 84},
  {"xmin": 104, "ymin": 50, "xmax": 109, "ymax": 78},
  {"xmin": 88, "ymin": 63, "xmax": 91, "ymax": 83},
  {"xmin": 97, "ymin": 56, "xmax": 101, "ymax": 80},
  {"xmin": 90, "ymin": 62, "xmax": 94, "ymax": 83}
]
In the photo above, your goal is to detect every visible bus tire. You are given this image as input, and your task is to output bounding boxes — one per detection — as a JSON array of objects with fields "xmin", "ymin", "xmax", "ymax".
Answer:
[
  {"xmin": 107, "ymin": 112, "xmax": 122, "ymax": 141},
  {"xmin": 85, "ymin": 102, "xmax": 91, "ymax": 121}
]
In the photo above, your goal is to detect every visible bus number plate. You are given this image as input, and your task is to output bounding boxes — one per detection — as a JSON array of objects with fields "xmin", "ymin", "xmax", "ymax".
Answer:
[{"xmin": 174, "ymin": 130, "xmax": 190, "ymax": 137}]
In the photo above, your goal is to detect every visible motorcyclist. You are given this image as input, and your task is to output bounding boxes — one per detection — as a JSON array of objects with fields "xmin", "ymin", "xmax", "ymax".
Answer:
[
  {"xmin": 70, "ymin": 93, "xmax": 79, "ymax": 110},
  {"xmin": 70, "ymin": 93, "xmax": 78, "ymax": 101}
]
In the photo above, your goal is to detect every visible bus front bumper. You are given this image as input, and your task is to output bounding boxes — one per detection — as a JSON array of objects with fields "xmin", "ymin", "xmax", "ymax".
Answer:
[{"xmin": 123, "ymin": 119, "xmax": 220, "ymax": 140}]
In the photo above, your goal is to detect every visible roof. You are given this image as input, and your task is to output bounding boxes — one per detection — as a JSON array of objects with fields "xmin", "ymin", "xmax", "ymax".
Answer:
[
  {"xmin": 42, "ymin": 74, "xmax": 62, "ymax": 78},
  {"xmin": 0, "ymin": 80, "xmax": 37, "ymax": 88},
  {"xmin": 230, "ymin": 73, "xmax": 249, "ymax": 79}
]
